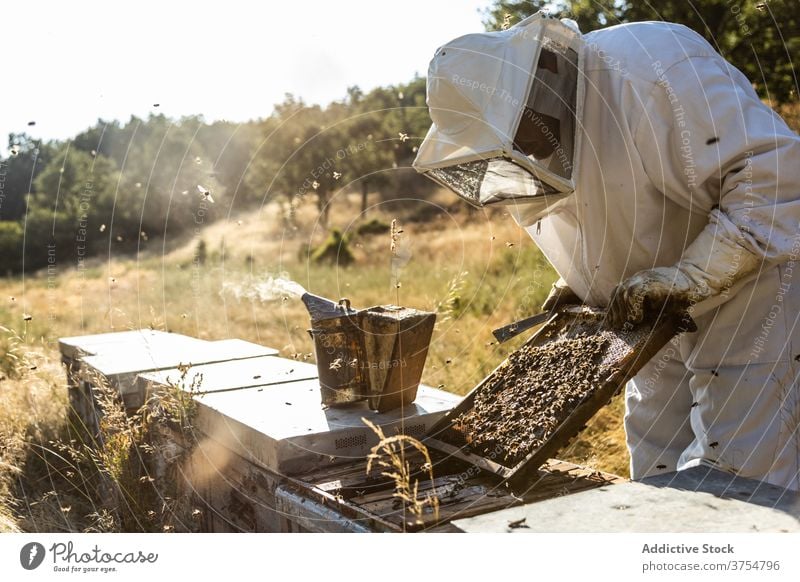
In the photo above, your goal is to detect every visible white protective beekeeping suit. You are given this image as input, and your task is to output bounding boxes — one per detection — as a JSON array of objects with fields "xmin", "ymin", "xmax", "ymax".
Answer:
[{"xmin": 414, "ymin": 13, "xmax": 800, "ymax": 490}]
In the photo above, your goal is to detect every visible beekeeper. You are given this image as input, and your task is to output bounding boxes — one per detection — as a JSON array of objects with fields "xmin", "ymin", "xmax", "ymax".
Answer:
[{"xmin": 413, "ymin": 13, "xmax": 800, "ymax": 490}]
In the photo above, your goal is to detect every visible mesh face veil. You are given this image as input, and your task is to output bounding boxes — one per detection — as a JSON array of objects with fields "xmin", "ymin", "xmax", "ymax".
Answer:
[{"xmin": 413, "ymin": 13, "xmax": 584, "ymax": 222}]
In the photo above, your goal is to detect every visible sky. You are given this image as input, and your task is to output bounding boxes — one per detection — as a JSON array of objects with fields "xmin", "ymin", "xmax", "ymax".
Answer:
[{"xmin": 3, "ymin": 0, "xmax": 489, "ymax": 149}]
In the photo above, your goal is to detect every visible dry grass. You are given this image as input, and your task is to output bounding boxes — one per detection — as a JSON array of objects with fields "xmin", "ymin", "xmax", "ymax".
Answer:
[
  {"xmin": 363, "ymin": 417, "xmax": 439, "ymax": 528},
  {"xmin": 0, "ymin": 189, "xmax": 631, "ymax": 532},
  {"xmin": 0, "ymin": 335, "xmax": 201, "ymax": 532}
]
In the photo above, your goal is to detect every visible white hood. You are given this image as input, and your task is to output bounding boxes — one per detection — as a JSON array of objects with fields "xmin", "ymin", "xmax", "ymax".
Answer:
[{"xmin": 413, "ymin": 13, "xmax": 584, "ymax": 216}]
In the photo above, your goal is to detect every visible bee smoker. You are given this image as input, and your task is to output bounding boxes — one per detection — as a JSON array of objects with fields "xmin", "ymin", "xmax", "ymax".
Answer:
[{"xmin": 302, "ymin": 293, "xmax": 436, "ymax": 412}]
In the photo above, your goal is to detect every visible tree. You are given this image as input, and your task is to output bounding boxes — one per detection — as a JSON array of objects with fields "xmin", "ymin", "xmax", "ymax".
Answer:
[
  {"xmin": 354, "ymin": 76, "xmax": 434, "ymax": 204},
  {"xmin": 248, "ymin": 95, "xmax": 348, "ymax": 229},
  {"xmin": 30, "ymin": 147, "xmax": 120, "ymax": 268},
  {"xmin": 0, "ymin": 221, "xmax": 23, "ymax": 273},
  {"xmin": 197, "ymin": 120, "xmax": 261, "ymax": 207},
  {"xmin": 0, "ymin": 134, "xmax": 57, "ymax": 222},
  {"xmin": 336, "ymin": 86, "xmax": 394, "ymax": 214}
]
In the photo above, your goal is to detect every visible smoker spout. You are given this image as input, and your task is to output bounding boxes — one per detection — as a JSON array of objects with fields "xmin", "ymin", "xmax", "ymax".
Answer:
[{"xmin": 301, "ymin": 293, "xmax": 357, "ymax": 322}]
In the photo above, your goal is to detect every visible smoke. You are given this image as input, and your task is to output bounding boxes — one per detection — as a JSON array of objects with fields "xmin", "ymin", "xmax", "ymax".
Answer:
[{"xmin": 222, "ymin": 273, "xmax": 307, "ymax": 302}]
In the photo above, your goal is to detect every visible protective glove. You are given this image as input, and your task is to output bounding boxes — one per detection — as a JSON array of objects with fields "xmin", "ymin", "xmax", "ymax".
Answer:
[
  {"xmin": 607, "ymin": 220, "xmax": 761, "ymax": 328},
  {"xmin": 541, "ymin": 278, "xmax": 581, "ymax": 311}
]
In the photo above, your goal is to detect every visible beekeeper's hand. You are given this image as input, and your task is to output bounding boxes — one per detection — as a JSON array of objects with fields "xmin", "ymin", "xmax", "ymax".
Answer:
[
  {"xmin": 607, "ymin": 267, "xmax": 699, "ymax": 328},
  {"xmin": 607, "ymin": 221, "xmax": 761, "ymax": 328},
  {"xmin": 541, "ymin": 279, "xmax": 581, "ymax": 312}
]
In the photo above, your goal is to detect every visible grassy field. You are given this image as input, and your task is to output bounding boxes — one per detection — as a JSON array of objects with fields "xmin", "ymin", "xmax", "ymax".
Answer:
[{"xmin": 0, "ymin": 188, "xmax": 630, "ymax": 532}]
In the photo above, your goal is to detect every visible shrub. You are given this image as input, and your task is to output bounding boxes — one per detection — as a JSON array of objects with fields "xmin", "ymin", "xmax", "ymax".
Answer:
[
  {"xmin": 310, "ymin": 228, "xmax": 354, "ymax": 265},
  {"xmin": 355, "ymin": 218, "xmax": 390, "ymax": 236}
]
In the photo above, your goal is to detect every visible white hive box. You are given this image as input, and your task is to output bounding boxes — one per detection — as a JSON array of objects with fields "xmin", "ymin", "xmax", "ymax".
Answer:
[
  {"xmin": 138, "ymin": 357, "xmax": 460, "ymax": 475},
  {"xmin": 78, "ymin": 336, "xmax": 279, "ymax": 408}
]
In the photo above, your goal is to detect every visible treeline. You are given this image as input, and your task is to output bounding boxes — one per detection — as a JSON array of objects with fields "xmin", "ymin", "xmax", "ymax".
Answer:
[{"xmin": 0, "ymin": 78, "xmax": 432, "ymax": 274}]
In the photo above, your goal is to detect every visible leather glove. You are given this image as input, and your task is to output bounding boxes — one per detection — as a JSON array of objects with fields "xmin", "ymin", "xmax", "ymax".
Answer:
[
  {"xmin": 542, "ymin": 278, "xmax": 581, "ymax": 311},
  {"xmin": 607, "ymin": 221, "xmax": 761, "ymax": 328}
]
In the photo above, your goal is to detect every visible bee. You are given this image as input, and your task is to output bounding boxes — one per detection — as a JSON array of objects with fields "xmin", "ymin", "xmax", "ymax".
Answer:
[
  {"xmin": 329, "ymin": 358, "xmax": 343, "ymax": 370},
  {"xmin": 99, "ymin": 224, "xmax": 106, "ymax": 232},
  {"xmin": 506, "ymin": 242, "xmax": 514, "ymax": 247},
  {"xmin": 507, "ymin": 517, "xmax": 528, "ymax": 529},
  {"xmin": 23, "ymin": 313, "xmax": 32, "ymax": 321},
  {"xmin": 398, "ymin": 132, "xmax": 409, "ymax": 142},
  {"xmin": 333, "ymin": 171, "xmax": 342, "ymax": 180},
  {"xmin": 312, "ymin": 180, "xmax": 320, "ymax": 190},
  {"xmin": 656, "ymin": 464, "xmax": 667, "ymax": 470},
  {"xmin": 691, "ymin": 402, "xmax": 699, "ymax": 408},
  {"xmin": 709, "ymin": 441, "xmax": 719, "ymax": 448},
  {"xmin": 197, "ymin": 184, "xmax": 215, "ymax": 203}
]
